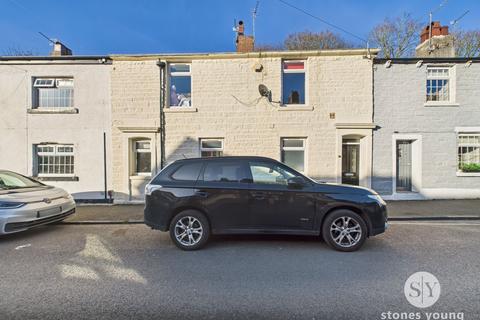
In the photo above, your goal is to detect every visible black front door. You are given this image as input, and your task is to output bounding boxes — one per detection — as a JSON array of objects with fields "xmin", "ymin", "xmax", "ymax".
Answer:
[
  {"xmin": 342, "ymin": 141, "xmax": 360, "ymax": 185},
  {"xmin": 247, "ymin": 160, "xmax": 315, "ymax": 230},
  {"xmin": 195, "ymin": 160, "xmax": 252, "ymax": 232}
]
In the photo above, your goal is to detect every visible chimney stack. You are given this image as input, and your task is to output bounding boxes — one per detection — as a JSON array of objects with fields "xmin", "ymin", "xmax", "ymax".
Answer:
[
  {"xmin": 51, "ymin": 41, "xmax": 72, "ymax": 56},
  {"xmin": 235, "ymin": 20, "xmax": 254, "ymax": 53},
  {"xmin": 416, "ymin": 21, "xmax": 455, "ymax": 57}
]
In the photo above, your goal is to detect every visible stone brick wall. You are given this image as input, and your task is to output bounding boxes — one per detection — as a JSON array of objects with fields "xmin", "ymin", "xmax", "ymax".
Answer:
[
  {"xmin": 110, "ymin": 52, "xmax": 374, "ymax": 201},
  {"xmin": 373, "ymin": 61, "xmax": 480, "ymax": 197},
  {"xmin": 111, "ymin": 60, "xmax": 160, "ymax": 199},
  {"xmin": 164, "ymin": 55, "xmax": 373, "ymax": 181}
]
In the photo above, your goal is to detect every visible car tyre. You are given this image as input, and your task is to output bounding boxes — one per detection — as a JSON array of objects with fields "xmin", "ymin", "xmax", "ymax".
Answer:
[
  {"xmin": 322, "ymin": 209, "xmax": 367, "ymax": 252},
  {"xmin": 169, "ymin": 210, "xmax": 210, "ymax": 251}
]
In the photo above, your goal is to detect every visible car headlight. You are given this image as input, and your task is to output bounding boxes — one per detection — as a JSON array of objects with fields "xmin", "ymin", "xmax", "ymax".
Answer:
[
  {"xmin": 62, "ymin": 193, "xmax": 74, "ymax": 200},
  {"xmin": 0, "ymin": 201, "xmax": 26, "ymax": 209},
  {"xmin": 367, "ymin": 194, "xmax": 386, "ymax": 206}
]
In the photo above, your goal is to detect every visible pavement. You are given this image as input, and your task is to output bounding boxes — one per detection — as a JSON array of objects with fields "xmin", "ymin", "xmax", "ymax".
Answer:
[
  {"xmin": 0, "ymin": 222, "xmax": 479, "ymax": 319},
  {"xmin": 65, "ymin": 199, "xmax": 480, "ymax": 223}
]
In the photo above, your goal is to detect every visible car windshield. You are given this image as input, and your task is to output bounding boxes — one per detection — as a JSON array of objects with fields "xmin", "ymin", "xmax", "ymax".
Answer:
[{"xmin": 0, "ymin": 171, "xmax": 43, "ymax": 190}]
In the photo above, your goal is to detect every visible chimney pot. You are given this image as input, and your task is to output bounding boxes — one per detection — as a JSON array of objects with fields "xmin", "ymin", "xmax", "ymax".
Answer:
[
  {"xmin": 238, "ymin": 20, "xmax": 245, "ymax": 35},
  {"xmin": 416, "ymin": 21, "xmax": 455, "ymax": 58},
  {"xmin": 235, "ymin": 20, "xmax": 254, "ymax": 53},
  {"xmin": 51, "ymin": 41, "xmax": 72, "ymax": 56},
  {"xmin": 420, "ymin": 21, "xmax": 449, "ymax": 43}
]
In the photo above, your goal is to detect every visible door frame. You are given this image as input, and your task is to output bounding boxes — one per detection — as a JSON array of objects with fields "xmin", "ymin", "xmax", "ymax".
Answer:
[
  {"xmin": 335, "ymin": 128, "xmax": 373, "ymax": 188},
  {"xmin": 391, "ymin": 134, "xmax": 422, "ymax": 197},
  {"xmin": 341, "ymin": 139, "xmax": 360, "ymax": 185}
]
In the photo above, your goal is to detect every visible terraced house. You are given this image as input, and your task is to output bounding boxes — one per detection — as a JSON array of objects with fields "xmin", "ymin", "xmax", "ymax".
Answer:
[
  {"xmin": 4, "ymin": 21, "xmax": 476, "ymax": 203},
  {"xmin": 0, "ymin": 42, "xmax": 113, "ymax": 201},
  {"xmin": 372, "ymin": 22, "xmax": 480, "ymax": 199},
  {"xmin": 110, "ymin": 35, "xmax": 378, "ymax": 201}
]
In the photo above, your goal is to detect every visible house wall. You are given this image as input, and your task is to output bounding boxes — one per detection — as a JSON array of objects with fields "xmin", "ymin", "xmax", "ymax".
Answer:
[
  {"xmin": 110, "ymin": 60, "xmax": 161, "ymax": 202},
  {"xmin": 0, "ymin": 61, "xmax": 112, "ymax": 200},
  {"xmin": 373, "ymin": 61, "xmax": 480, "ymax": 199},
  {"xmin": 110, "ymin": 51, "xmax": 375, "ymax": 202},
  {"xmin": 164, "ymin": 55, "xmax": 374, "ymax": 181}
]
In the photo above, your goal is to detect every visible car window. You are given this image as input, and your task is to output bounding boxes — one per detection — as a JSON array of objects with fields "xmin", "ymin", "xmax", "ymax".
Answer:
[
  {"xmin": 249, "ymin": 162, "xmax": 296, "ymax": 186},
  {"xmin": 203, "ymin": 161, "xmax": 251, "ymax": 183},
  {"xmin": 170, "ymin": 162, "xmax": 203, "ymax": 181},
  {"xmin": 0, "ymin": 171, "xmax": 43, "ymax": 190}
]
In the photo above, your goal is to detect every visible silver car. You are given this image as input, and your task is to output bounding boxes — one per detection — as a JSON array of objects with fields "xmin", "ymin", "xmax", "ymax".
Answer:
[{"xmin": 0, "ymin": 170, "xmax": 75, "ymax": 235}]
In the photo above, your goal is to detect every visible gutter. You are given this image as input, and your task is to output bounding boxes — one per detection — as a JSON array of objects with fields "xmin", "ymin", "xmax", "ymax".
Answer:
[
  {"xmin": 0, "ymin": 56, "xmax": 112, "ymax": 65},
  {"xmin": 111, "ymin": 48, "xmax": 380, "ymax": 61},
  {"xmin": 374, "ymin": 57, "xmax": 480, "ymax": 64}
]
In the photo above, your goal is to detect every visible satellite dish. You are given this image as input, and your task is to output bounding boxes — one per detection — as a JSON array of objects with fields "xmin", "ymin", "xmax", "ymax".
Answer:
[{"xmin": 258, "ymin": 84, "xmax": 270, "ymax": 97}]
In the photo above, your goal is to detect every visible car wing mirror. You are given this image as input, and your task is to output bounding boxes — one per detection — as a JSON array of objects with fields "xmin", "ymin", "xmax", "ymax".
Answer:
[{"xmin": 287, "ymin": 176, "xmax": 305, "ymax": 189}]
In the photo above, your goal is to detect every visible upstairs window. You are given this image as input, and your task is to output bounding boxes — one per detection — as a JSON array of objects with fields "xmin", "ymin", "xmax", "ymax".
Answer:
[
  {"xmin": 282, "ymin": 61, "xmax": 305, "ymax": 105},
  {"xmin": 133, "ymin": 140, "xmax": 151, "ymax": 175},
  {"xmin": 458, "ymin": 134, "xmax": 480, "ymax": 173},
  {"xmin": 36, "ymin": 144, "xmax": 74, "ymax": 177},
  {"xmin": 200, "ymin": 139, "xmax": 223, "ymax": 157},
  {"xmin": 169, "ymin": 64, "xmax": 191, "ymax": 107},
  {"xmin": 33, "ymin": 77, "xmax": 74, "ymax": 108},
  {"xmin": 426, "ymin": 67, "xmax": 450, "ymax": 102}
]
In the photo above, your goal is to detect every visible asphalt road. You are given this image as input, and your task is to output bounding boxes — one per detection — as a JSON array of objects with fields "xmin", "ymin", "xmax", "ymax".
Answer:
[{"xmin": 0, "ymin": 222, "xmax": 479, "ymax": 320}]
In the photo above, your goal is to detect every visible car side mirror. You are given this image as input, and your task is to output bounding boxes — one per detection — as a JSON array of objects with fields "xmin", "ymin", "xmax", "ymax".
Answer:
[{"xmin": 287, "ymin": 176, "xmax": 305, "ymax": 189}]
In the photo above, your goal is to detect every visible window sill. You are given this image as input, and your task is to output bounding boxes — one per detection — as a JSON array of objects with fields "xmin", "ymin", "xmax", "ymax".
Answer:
[
  {"xmin": 27, "ymin": 107, "xmax": 79, "ymax": 114},
  {"xmin": 277, "ymin": 105, "xmax": 314, "ymax": 111},
  {"xmin": 456, "ymin": 172, "xmax": 480, "ymax": 177},
  {"xmin": 129, "ymin": 175, "xmax": 151, "ymax": 180},
  {"xmin": 34, "ymin": 176, "xmax": 79, "ymax": 182},
  {"xmin": 424, "ymin": 102, "xmax": 459, "ymax": 108},
  {"xmin": 164, "ymin": 107, "xmax": 198, "ymax": 113}
]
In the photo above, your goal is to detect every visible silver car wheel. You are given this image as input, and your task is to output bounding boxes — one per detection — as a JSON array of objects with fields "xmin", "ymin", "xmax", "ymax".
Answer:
[
  {"xmin": 174, "ymin": 216, "xmax": 203, "ymax": 246},
  {"xmin": 330, "ymin": 216, "xmax": 362, "ymax": 248}
]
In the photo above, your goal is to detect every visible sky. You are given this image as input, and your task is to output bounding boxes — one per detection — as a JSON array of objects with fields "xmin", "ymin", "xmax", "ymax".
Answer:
[{"xmin": 1, "ymin": 0, "xmax": 479, "ymax": 56}]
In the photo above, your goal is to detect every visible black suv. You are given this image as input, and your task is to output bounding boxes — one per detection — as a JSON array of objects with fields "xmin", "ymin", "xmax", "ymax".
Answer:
[{"xmin": 144, "ymin": 156, "xmax": 388, "ymax": 252}]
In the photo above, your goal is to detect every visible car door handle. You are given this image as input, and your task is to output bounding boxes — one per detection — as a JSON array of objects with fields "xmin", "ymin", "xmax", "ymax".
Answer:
[
  {"xmin": 195, "ymin": 191, "xmax": 209, "ymax": 198},
  {"xmin": 251, "ymin": 191, "xmax": 266, "ymax": 200}
]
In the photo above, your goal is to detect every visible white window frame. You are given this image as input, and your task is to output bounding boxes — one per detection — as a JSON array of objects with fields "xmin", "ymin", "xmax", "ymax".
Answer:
[
  {"xmin": 33, "ymin": 77, "xmax": 74, "ymax": 109},
  {"xmin": 282, "ymin": 60, "xmax": 307, "ymax": 106},
  {"xmin": 133, "ymin": 139, "xmax": 152, "ymax": 176},
  {"xmin": 280, "ymin": 138, "xmax": 307, "ymax": 173},
  {"xmin": 457, "ymin": 133, "xmax": 480, "ymax": 173},
  {"xmin": 36, "ymin": 144, "xmax": 75, "ymax": 177},
  {"xmin": 33, "ymin": 78, "xmax": 55, "ymax": 87},
  {"xmin": 200, "ymin": 138, "xmax": 224, "ymax": 158},
  {"xmin": 425, "ymin": 66, "xmax": 456, "ymax": 106},
  {"xmin": 168, "ymin": 63, "xmax": 192, "ymax": 107}
]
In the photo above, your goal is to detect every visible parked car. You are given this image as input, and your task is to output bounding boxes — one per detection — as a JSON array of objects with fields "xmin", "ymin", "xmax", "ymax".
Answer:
[
  {"xmin": 144, "ymin": 156, "xmax": 388, "ymax": 252},
  {"xmin": 0, "ymin": 170, "xmax": 76, "ymax": 235}
]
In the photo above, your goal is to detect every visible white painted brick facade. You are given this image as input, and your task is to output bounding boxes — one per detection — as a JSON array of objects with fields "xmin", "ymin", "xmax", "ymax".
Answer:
[
  {"xmin": 0, "ymin": 60, "xmax": 112, "ymax": 200},
  {"xmin": 373, "ymin": 61, "xmax": 480, "ymax": 199}
]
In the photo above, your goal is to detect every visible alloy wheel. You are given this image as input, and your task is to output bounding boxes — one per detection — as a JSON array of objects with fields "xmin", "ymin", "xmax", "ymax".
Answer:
[
  {"xmin": 174, "ymin": 216, "xmax": 204, "ymax": 246},
  {"xmin": 330, "ymin": 216, "xmax": 362, "ymax": 248}
]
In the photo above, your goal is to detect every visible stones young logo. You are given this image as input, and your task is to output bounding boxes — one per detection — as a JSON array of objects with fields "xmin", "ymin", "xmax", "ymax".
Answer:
[{"xmin": 404, "ymin": 272, "xmax": 441, "ymax": 308}]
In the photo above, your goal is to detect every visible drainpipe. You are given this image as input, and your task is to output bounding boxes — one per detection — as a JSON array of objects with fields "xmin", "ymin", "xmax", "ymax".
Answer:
[
  {"xmin": 157, "ymin": 60, "xmax": 166, "ymax": 169},
  {"xmin": 103, "ymin": 132, "xmax": 108, "ymax": 202}
]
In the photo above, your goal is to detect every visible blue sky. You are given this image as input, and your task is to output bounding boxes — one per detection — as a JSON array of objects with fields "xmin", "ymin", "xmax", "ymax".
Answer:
[{"xmin": 1, "ymin": 0, "xmax": 479, "ymax": 55}]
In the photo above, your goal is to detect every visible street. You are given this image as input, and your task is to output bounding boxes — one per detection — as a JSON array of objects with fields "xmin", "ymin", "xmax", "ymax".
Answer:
[{"xmin": 0, "ymin": 222, "xmax": 479, "ymax": 319}]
